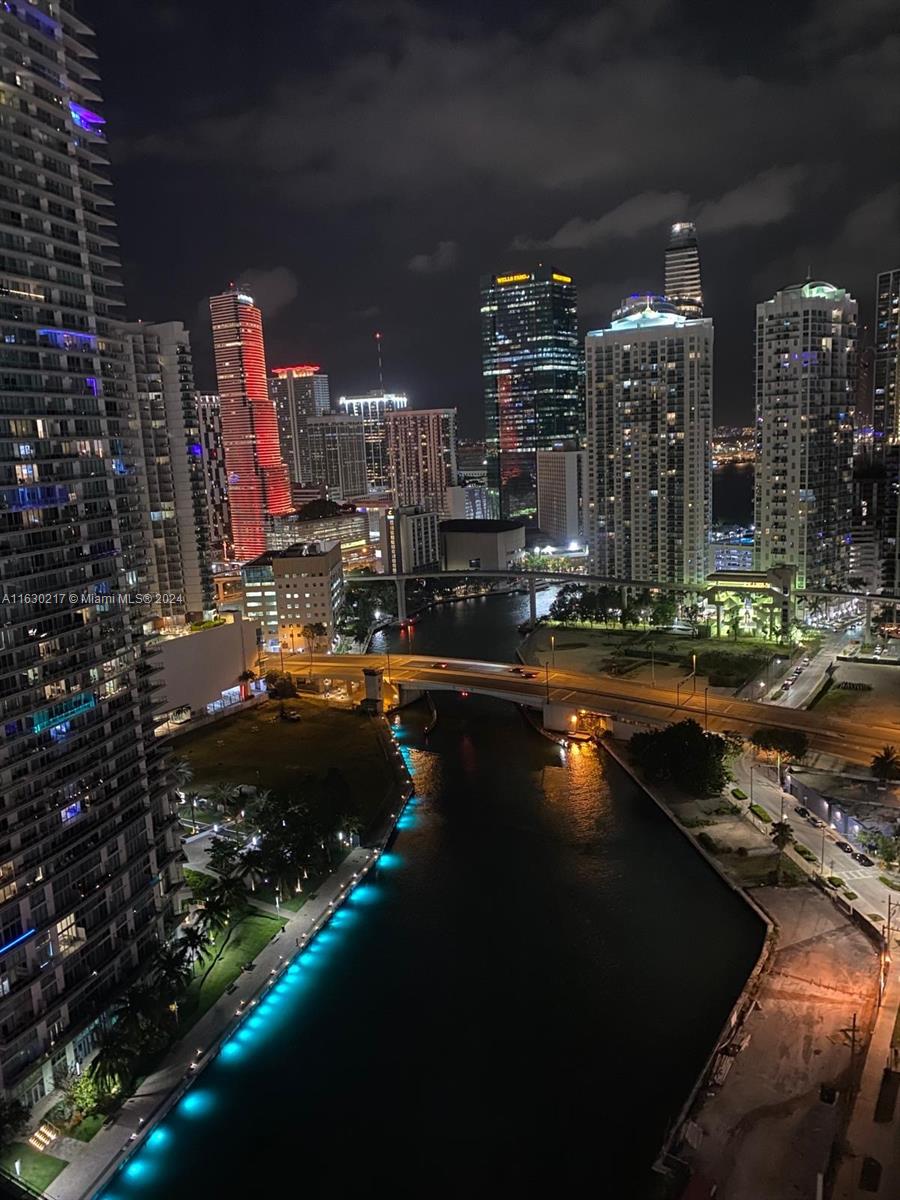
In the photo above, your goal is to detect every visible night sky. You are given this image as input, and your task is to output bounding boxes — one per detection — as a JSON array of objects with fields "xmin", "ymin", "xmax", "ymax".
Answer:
[{"xmin": 82, "ymin": 0, "xmax": 899, "ymax": 433}]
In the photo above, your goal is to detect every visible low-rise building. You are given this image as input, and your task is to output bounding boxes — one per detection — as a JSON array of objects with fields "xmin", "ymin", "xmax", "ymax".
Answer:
[
  {"xmin": 242, "ymin": 542, "xmax": 344, "ymax": 648},
  {"xmin": 440, "ymin": 519, "xmax": 526, "ymax": 571},
  {"xmin": 380, "ymin": 507, "xmax": 441, "ymax": 573},
  {"xmin": 152, "ymin": 616, "xmax": 261, "ymax": 725}
]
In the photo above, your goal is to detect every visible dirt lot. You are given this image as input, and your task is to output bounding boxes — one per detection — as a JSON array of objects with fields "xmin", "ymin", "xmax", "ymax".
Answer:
[
  {"xmin": 812, "ymin": 660, "xmax": 900, "ymax": 724},
  {"xmin": 685, "ymin": 887, "xmax": 879, "ymax": 1200}
]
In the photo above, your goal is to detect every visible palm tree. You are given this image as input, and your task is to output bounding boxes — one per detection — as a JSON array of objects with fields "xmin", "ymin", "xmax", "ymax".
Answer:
[
  {"xmin": 171, "ymin": 758, "xmax": 193, "ymax": 792},
  {"xmin": 237, "ymin": 669, "xmax": 256, "ymax": 700},
  {"xmin": 179, "ymin": 924, "xmax": 210, "ymax": 969},
  {"xmin": 871, "ymin": 745, "xmax": 900, "ymax": 785},
  {"xmin": 182, "ymin": 789, "xmax": 201, "ymax": 833},
  {"xmin": 88, "ymin": 1028, "xmax": 137, "ymax": 1094},
  {"xmin": 196, "ymin": 876, "xmax": 249, "ymax": 987},
  {"xmin": 152, "ymin": 944, "xmax": 192, "ymax": 998},
  {"xmin": 208, "ymin": 781, "xmax": 239, "ymax": 815},
  {"xmin": 770, "ymin": 819, "xmax": 794, "ymax": 884}
]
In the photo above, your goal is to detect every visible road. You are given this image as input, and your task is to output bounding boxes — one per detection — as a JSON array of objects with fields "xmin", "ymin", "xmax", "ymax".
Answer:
[
  {"xmin": 264, "ymin": 651, "xmax": 898, "ymax": 766},
  {"xmin": 734, "ymin": 759, "xmax": 892, "ymax": 924}
]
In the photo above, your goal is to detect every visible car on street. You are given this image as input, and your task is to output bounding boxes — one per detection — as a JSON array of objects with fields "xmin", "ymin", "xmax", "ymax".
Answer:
[
  {"xmin": 802, "ymin": 657, "xmax": 811, "ymax": 666},
  {"xmin": 853, "ymin": 852, "xmax": 874, "ymax": 867},
  {"xmin": 783, "ymin": 679, "xmax": 794, "ymax": 689},
  {"xmin": 431, "ymin": 662, "xmax": 449, "ymax": 669},
  {"xmin": 794, "ymin": 805, "xmax": 810, "ymax": 818},
  {"xmin": 807, "ymin": 815, "xmax": 824, "ymax": 828},
  {"xmin": 510, "ymin": 666, "xmax": 525, "ymax": 674},
  {"xmin": 835, "ymin": 841, "xmax": 854, "ymax": 854},
  {"xmin": 521, "ymin": 670, "xmax": 538, "ymax": 679}
]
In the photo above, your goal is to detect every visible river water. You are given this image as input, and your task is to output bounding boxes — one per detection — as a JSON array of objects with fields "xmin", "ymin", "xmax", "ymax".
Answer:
[{"xmin": 101, "ymin": 591, "xmax": 764, "ymax": 1199}]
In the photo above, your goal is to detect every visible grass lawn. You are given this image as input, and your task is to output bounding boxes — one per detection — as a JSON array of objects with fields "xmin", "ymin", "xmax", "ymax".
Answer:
[
  {"xmin": 69, "ymin": 1113, "xmax": 105, "ymax": 1143},
  {"xmin": 172, "ymin": 697, "xmax": 393, "ymax": 831},
  {"xmin": 251, "ymin": 882, "xmax": 304, "ymax": 912},
  {"xmin": 179, "ymin": 911, "xmax": 285, "ymax": 1025},
  {"xmin": 0, "ymin": 1143, "xmax": 68, "ymax": 1190},
  {"xmin": 722, "ymin": 852, "xmax": 808, "ymax": 887}
]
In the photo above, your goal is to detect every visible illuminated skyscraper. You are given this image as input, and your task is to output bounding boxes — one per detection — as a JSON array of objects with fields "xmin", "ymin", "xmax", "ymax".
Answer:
[
  {"xmin": 338, "ymin": 392, "xmax": 407, "ymax": 492},
  {"xmin": 586, "ymin": 296, "xmax": 712, "ymax": 584},
  {"xmin": 0, "ymin": 1, "xmax": 180, "ymax": 1103},
  {"xmin": 270, "ymin": 364, "xmax": 330, "ymax": 485},
  {"xmin": 481, "ymin": 268, "xmax": 580, "ymax": 519},
  {"xmin": 124, "ymin": 321, "xmax": 215, "ymax": 620},
  {"xmin": 753, "ymin": 281, "xmax": 856, "ymax": 589},
  {"xmin": 386, "ymin": 408, "xmax": 458, "ymax": 515},
  {"xmin": 209, "ymin": 288, "xmax": 292, "ymax": 559},
  {"xmin": 664, "ymin": 222, "xmax": 703, "ymax": 318},
  {"xmin": 874, "ymin": 268, "xmax": 900, "ymax": 443}
]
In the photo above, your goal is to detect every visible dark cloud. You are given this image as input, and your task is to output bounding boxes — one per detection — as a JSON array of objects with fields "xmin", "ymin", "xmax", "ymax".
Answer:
[
  {"xmin": 85, "ymin": 0, "xmax": 900, "ymax": 427},
  {"xmin": 408, "ymin": 240, "xmax": 459, "ymax": 273}
]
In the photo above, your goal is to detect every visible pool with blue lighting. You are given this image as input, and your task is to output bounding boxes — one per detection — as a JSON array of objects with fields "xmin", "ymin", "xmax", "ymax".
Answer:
[{"xmin": 98, "ymin": 689, "xmax": 763, "ymax": 1199}]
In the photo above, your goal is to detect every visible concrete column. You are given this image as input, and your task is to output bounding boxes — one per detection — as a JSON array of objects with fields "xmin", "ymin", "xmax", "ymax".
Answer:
[
  {"xmin": 361, "ymin": 667, "xmax": 384, "ymax": 713},
  {"xmin": 529, "ymin": 576, "xmax": 537, "ymax": 626},
  {"xmin": 395, "ymin": 577, "xmax": 407, "ymax": 624},
  {"xmin": 864, "ymin": 597, "xmax": 873, "ymax": 644}
]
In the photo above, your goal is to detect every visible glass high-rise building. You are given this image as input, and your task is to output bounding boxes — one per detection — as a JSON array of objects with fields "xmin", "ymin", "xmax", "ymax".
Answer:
[
  {"xmin": 753, "ymin": 281, "xmax": 856, "ymax": 590},
  {"xmin": 0, "ymin": 0, "xmax": 181, "ymax": 1103},
  {"xmin": 209, "ymin": 288, "xmax": 292, "ymax": 560},
  {"xmin": 664, "ymin": 222, "xmax": 703, "ymax": 318},
  {"xmin": 874, "ymin": 268, "xmax": 900, "ymax": 443},
  {"xmin": 481, "ymin": 267, "xmax": 580, "ymax": 519},
  {"xmin": 270, "ymin": 363, "xmax": 330, "ymax": 486},
  {"xmin": 337, "ymin": 392, "xmax": 407, "ymax": 492}
]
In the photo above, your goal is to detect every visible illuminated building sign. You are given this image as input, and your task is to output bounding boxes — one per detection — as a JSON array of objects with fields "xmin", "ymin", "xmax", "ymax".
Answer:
[
  {"xmin": 551, "ymin": 273, "xmax": 572, "ymax": 283},
  {"xmin": 271, "ymin": 364, "xmax": 321, "ymax": 377},
  {"xmin": 495, "ymin": 273, "xmax": 531, "ymax": 285}
]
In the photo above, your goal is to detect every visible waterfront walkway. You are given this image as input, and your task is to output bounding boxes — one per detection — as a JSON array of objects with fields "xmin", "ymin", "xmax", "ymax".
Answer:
[{"xmin": 44, "ymin": 845, "xmax": 374, "ymax": 1200}]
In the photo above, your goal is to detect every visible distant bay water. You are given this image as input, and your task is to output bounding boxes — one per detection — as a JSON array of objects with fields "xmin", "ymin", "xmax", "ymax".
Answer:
[{"xmin": 713, "ymin": 462, "xmax": 754, "ymax": 526}]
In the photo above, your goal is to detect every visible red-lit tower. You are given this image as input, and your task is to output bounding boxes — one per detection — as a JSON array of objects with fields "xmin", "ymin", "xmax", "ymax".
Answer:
[{"xmin": 209, "ymin": 287, "xmax": 292, "ymax": 558}]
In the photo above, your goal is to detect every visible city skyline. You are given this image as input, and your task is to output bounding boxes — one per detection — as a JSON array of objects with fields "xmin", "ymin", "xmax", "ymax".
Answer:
[{"xmin": 81, "ymin": 0, "xmax": 898, "ymax": 432}]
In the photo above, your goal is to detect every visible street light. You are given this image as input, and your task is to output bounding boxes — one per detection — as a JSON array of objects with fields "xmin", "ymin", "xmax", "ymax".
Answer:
[
  {"xmin": 703, "ymin": 685, "xmax": 709, "ymax": 732},
  {"xmin": 550, "ymin": 633, "xmax": 556, "ymax": 668},
  {"xmin": 691, "ymin": 652, "xmax": 697, "ymax": 696}
]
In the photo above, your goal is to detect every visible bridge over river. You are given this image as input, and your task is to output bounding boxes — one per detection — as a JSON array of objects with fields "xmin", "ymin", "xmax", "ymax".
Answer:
[{"xmin": 284, "ymin": 651, "xmax": 894, "ymax": 766}]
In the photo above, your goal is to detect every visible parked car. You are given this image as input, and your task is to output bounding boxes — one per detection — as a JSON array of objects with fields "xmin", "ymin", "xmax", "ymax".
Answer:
[
  {"xmin": 794, "ymin": 805, "xmax": 810, "ymax": 818},
  {"xmin": 783, "ymin": 679, "xmax": 794, "ymax": 689},
  {"xmin": 835, "ymin": 841, "xmax": 854, "ymax": 854},
  {"xmin": 807, "ymin": 816, "xmax": 824, "ymax": 828},
  {"xmin": 853, "ymin": 852, "xmax": 874, "ymax": 867}
]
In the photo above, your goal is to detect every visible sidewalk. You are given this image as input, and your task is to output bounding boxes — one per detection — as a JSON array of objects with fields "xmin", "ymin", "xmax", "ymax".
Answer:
[
  {"xmin": 833, "ymin": 966, "xmax": 900, "ymax": 1199},
  {"xmin": 43, "ymin": 845, "xmax": 376, "ymax": 1200}
]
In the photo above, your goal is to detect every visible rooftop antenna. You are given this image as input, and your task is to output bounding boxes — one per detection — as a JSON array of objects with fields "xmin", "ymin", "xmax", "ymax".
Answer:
[
  {"xmin": 806, "ymin": 263, "xmax": 812, "ymax": 281},
  {"xmin": 374, "ymin": 331, "xmax": 384, "ymax": 395}
]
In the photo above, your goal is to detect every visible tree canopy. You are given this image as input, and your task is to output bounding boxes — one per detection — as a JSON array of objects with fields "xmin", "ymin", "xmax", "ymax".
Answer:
[{"xmin": 630, "ymin": 719, "xmax": 731, "ymax": 796}]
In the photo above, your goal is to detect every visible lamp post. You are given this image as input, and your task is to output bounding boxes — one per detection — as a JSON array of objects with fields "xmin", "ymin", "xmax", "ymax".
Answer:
[
  {"xmin": 550, "ymin": 633, "xmax": 556, "ymax": 668},
  {"xmin": 279, "ymin": 639, "xmax": 285, "ymax": 673},
  {"xmin": 676, "ymin": 678, "xmax": 684, "ymax": 709},
  {"xmin": 650, "ymin": 642, "xmax": 656, "ymax": 687},
  {"xmin": 703, "ymin": 685, "xmax": 709, "ymax": 732},
  {"xmin": 545, "ymin": 660, "xmax": 551, "ymax": 703},
  {"xmin": 692, "ymin": 652, "xmax": 697, "ymax": 696},
  {"xmin": 820, "ymin": 826, "xmax": 826, "ymax": 874}
]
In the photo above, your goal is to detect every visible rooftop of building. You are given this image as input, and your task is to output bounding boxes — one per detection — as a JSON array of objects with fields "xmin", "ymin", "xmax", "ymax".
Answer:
[
  {"xmin": 242, "ymin": 540, "xmax": 340, "ymax": 567},
  {"xmin": 439, "ymin": 519, "xmax": 525, "ymax": 533}
]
